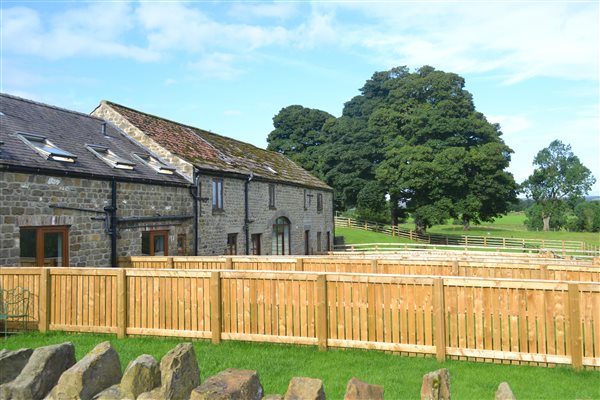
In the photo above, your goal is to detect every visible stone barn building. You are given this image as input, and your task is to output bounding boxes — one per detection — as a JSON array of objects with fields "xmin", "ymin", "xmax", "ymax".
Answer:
[
  {"xmin": 0, "ymin": 94, "xmax": 333, "ymax": 267},
  {"xmin": 92, "ymin": 101, "xmax": 334, "ymax": 256},
  {"xmin": 0, "ymin": 94, "xmax": 194, "ymax": 267}
]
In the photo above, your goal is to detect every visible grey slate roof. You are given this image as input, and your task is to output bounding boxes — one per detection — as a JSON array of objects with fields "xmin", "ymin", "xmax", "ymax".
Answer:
[{"xmin": 0, "ymin": 93, "xmax": 189, "ymax": 186}]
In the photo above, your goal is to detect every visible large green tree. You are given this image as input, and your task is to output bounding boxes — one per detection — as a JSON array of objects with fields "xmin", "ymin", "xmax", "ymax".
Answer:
[
  {"xmin": 522, "ymin": 140, "xmax": 596, "ymax": 231},
  {"xmin": 267, "ymin": 105, "xmax": 333, "ymax": 174},
  {"xmin": 267, "ymin": 66, "xmax": 518, "ymax": 232},
  {"xmin": 371, "ymin": 66, "xmax": 517, "ymax": 233}
]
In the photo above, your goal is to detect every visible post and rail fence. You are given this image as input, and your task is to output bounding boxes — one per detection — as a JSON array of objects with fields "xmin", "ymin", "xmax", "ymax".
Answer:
[
  {"xmin": 1, "ymin": 265, "xmax": 599, "ymax": 369},
  {"xmin": 334, "ymin": 216, "xmax": 600, "ymax": 258}
]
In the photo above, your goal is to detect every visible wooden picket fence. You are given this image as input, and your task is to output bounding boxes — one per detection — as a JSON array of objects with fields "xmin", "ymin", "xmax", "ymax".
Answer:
[
  {"xmin": 121, "ymin": 256, "xmax": 600, "ymax": 283},
  {"xmin": 1, "ymin": 266, "xmax": 599, "ymax": 369}
]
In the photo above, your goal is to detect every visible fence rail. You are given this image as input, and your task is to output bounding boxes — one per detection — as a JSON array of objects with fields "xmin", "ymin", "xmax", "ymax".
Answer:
[
  {"xmin": 2, "ymin": 266, "xmax": 599, "ymax": 369},
  {"xmin": 121, "ymin": 255, "xmax": 600, "ymax": 282},
  {"xmin": 334, "ymin": 216, "xmax": 600, "ymax": 257}
]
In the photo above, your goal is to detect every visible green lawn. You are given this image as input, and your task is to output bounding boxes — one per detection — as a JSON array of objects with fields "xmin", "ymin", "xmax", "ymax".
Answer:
[
  {"xmin": 392, "ymin": 212, "xmax": 599, "ymax": 247},
  {"xmin": 336, "ymin": 227, "xmax": 413, "ymax": 245},
  {"xmin": 2, "ymin": 332, "xmax": 599, "ymax": 399}
]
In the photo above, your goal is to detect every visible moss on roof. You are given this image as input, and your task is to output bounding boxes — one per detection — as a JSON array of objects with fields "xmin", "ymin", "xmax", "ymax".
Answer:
[{"xmin": 105, "ymin": 101, "xmax": 331, "ymax": 190}]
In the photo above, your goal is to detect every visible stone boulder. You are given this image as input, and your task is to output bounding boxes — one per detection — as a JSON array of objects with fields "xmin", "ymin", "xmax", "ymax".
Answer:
[
  {"xmin": 262, "ymin": 396, "xmax": 283, "ymax": 400},
  {"xmin": 93, "ymin": 354, "xmax": 161, "ymax": 400},
  {"xmin": 122, "ymin": 354, "xmax": 161, "ymax": 399},
  {"xmin": 138, "ymin": 342, "xmax": 200, "ymax": 400},
  {"xmin": 283, "ymin": 377, "xmax": 325, "ymax": 400},
  {"xmin": 495, "ymin": 382, "xmax": 516, "ymax": 400},
  {"xmin": 0, "ymin": 348, "xmax": 33, "ymax": 385},
  {"xmin": 344, "ymin": 377, "xmax": 384, "ymax": 400},
  {"xmin": 190, "ymin": 369, "xmax": 263, "ymax": 400},
  {"xmin": 47, "ymin": 341, "xmax": 122, "ymax": 400},
  {"xmin": 0, "ymin": 342, "xmax": 75, "ymax": 400},
  {"xmin": 420, "ymin": 368, "xmax": 450, "ymax": 400},
  {"xmin": 92, "ymin": 385, "xmax": 121, "ymax": 400}
]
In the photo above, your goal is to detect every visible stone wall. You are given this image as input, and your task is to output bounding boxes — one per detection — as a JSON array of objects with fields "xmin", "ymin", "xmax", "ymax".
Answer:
[
  {"xmin": 0, "ymin": 171, "xmax": 193, "ymax": 267},
  {"xmin": 198, "ymin": 175, "xmax": 334, "ymax": 255}
]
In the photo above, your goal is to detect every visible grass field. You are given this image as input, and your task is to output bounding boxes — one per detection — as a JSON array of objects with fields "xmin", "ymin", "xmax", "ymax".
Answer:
[
  {"xmin": 387, "ymin": 212, "xmax": 599, "ymax": 247},
  {"xmin": 336, "ymin": 227, "xmax": 413, "ymax": 244},
  {"xmin": 2, "ymin": 332, "xmax": 599, "ymax": 399}
]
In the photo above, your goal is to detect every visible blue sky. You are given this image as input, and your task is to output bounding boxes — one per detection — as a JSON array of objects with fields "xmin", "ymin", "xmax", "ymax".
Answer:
[{"xmin": 2, "ymin": 0, "xmax": 598, "ymax": 195}]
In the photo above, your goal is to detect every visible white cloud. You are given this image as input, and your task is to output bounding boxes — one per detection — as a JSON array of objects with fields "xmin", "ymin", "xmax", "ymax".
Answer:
[
  {"xmin": 228, "ymin": 2, "xmax": 298, "ymax": 20},
  {"xmin": 188, "ymin": 53, "xmax": 245, "ymax": 80},
  {"xmin": 334, "ymin": 2, "xmax": 598, "ymax": 83},
  {"xmin": 487, "ymin": 115, "xmax": 533, "ymax": 135},
  {"xmin": 136, "ymin": 2, "xmax": 290, "ymax": 53},
  {"xmin": 1, "ymin": 4, "xmax": 159, "ymax": 61}
]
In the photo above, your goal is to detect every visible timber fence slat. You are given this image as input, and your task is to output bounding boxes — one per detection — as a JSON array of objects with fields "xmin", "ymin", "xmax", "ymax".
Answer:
[{"xmin": 2, "ymin": 266, "xmax": 599, "ymax": 368}]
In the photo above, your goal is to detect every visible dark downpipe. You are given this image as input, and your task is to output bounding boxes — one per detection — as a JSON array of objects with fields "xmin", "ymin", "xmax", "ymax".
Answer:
[
  {"xmin": 104, "ymin": 177, "xmax": 118, "ymax": 267},
  {"xmin": 244, "ymin": 174, "xmax": 253, "ymax": 255},
  {"xmin": 190, "ymin": 169, "xmax": 200, "ymax": 256}
]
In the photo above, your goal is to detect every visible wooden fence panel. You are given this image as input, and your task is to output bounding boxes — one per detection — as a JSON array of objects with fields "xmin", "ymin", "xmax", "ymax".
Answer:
[
  {"xmin": 219, "ymin": 272, "xmax": 318, "ymax": 345},
  {"xmin": 303, "ymin": 258, "xmax": 373, "ymax": 273},
  {"xmin": 444, "ymin": 278, "xmax": 574, "ymax": 365},
  {"xmin": 324, "ymin": 275, "xmax": 437, "ymax": 354},
  {"xmin": 48, "ymin": 269, "xmax": 118, "ymax": 333},
  {"xmin": 0, "ymin": 268, "xmax": 40, "ymax": 327},
  {"xmin": 173, "ymin": 257, "xmax": 225, "ymax": 270},
  {"xmin": 579, "ymin": 284, "xmax": 600, "ymax": 366},
  {"xmin": 125, "ymin": 269, "xmax": 211, "ymax": 339},
  {"xmin": 232, "ymin": 258, "xmax": 297, "ymax": 272}
]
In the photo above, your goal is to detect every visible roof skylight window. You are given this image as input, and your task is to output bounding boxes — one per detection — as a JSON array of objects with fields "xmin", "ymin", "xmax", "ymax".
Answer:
[
  {"xmin": 87, "ymin": 144, "xmax": 135, "ymax": 170},
  {"xmin": 17, "ymin": 132, "xmax": 77, "ymax": 163},
  {"xmin": 132, "ymin": 153, "xmax": 176, "ymax": 175}
]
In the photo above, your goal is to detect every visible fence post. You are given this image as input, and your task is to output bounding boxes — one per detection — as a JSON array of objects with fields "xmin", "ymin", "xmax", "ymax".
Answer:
[
  {"xmin": 225, "ymin": 257, "xmax": 233, "ymax": 270},
  {"xmin": 39, "ymin": 268, "xmax": 51, "ymax": 333},
  {"xmin": 433, "ymin": 278, "xmax": 446, "ymax": 362},
  {"xmin": 117, "ymin": 268, "xmax": 127, "ymax": 339},
  {"xmin": 211, "ymin": 271, "xmax": 222, "ymax": 344},
  {"xmin": 371, "ymin": 259, "xmax": 378, "ymax": 274},
  {"xmin": 562, "ymin": 241, "xmax": 566, "ymax": 257},
  {"xmin": 316, "ymin": 274, "xmax": 328, "ymax": 351},
  {"xmin": 568, "ymin": 283, "xmax": 583, "ymax": 370},
  {"xmin": 296, "ymin": 258, "xmax": 304, "ymax": 272},
  {"xmin": 451, "ymin": 261, "xmax": 459, "ymax": 276},
  {"xmin": 539, "ymin": 264, "xmax": 548, "ymax": 280},
  {"xmin": 167, "ymin": 257, "xmax": 174, "ymax": 269}
]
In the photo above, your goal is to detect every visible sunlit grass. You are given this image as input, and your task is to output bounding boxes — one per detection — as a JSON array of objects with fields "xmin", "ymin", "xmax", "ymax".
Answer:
[{"xmin": 2, "ymin": 332, "xmax": 599, "ymax": 399}]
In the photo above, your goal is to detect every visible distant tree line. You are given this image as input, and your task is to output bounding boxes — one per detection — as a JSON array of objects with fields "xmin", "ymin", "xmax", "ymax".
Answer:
[{"xmin": 268, "ymin": 66, "xmax": 517, "ymax": 233}]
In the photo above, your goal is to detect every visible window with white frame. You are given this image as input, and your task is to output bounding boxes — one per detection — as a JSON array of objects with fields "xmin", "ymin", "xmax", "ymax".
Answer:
[
  {"xmin": 132, "ymin": 153, "xmax": 176, "ymax": 175},
  {"xmin": 87, "ymin": 144, "xmax": 135, "ymax": 170},
  {"xmin": 212, "ymin": 178, "xmax": 224, "ymax": 210},
  {"xmin": 18, "ymin": 132, "xmax": 77, "ymax": 163}
]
